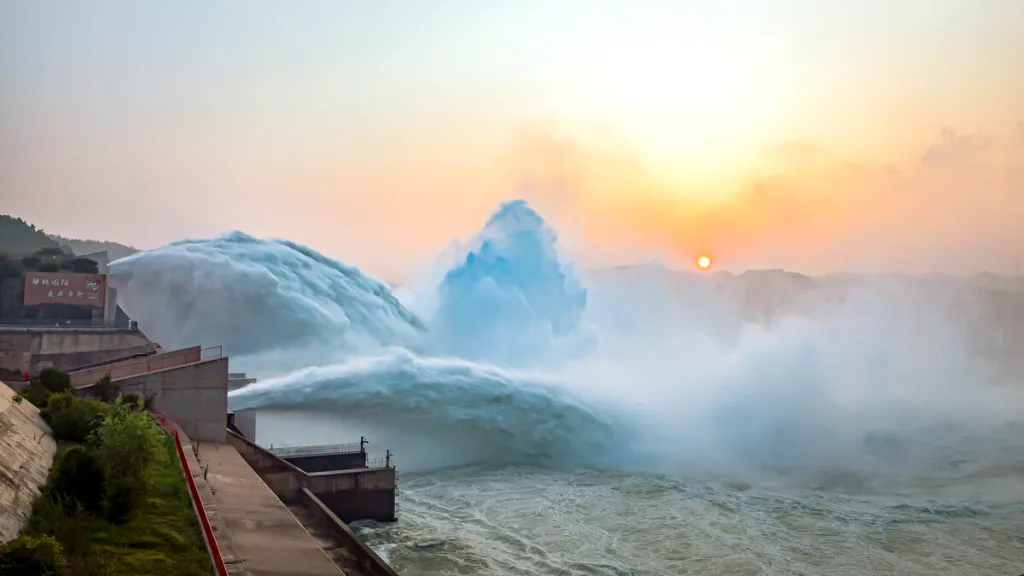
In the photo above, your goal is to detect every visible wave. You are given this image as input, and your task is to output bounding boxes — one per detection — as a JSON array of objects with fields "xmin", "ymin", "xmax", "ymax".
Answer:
[
  {"xmin": 431, "ymin": 199, "xmax": 588, "ymax": 366},
  {"xmin": 229, "ymin": 348, "xmax": 630, "ymax": 470},
  {"xmin": 109, "ymin": 199, "xmax": 1024, "ymax": 478},
  {"xmin": 108, "ymin": 231, "xmax": 424, "ymax": 357}
]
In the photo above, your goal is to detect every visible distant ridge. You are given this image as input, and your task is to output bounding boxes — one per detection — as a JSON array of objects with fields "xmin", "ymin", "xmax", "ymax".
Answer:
[
  {"xmin": 0, "ymin": 215, "xmax": 62, "ymax": 256},
  {"xmin": 48, "ymin": 234, "xmax": 139, "ymax": 262}
]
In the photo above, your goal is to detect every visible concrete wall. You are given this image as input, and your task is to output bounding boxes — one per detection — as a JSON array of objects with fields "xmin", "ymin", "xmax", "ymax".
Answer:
[
  {"xmin": 299, "ymin": 488, "xmax": 399, "ymax": 576},
  {"xmin": 103, "ymin": 286, "xmax": 117, "ymax": 327},
  {"xmin": 285, "ymin": 452, "xmax": 366, "ymax": 473},
  {"xmin": 0, "ymin": 327, "xmax": 157, "ymax": 374},
  {"xmin": 0, "ymin": 380, "xmax": 57, "ymax": 544},
  {"xmin": 227, "ymin": 411, "xmax": 256, "ymax": 441},
  {"xmin": 114, "ymin": 357, "xmax": 229, "ymax": 443},
  {"xmin": 227, "ymin": 431, "xmax": 397, "ymax": 523},
  {"xmin": 68, "ymin": 345, "xmax": 201, "ymax": 387}
]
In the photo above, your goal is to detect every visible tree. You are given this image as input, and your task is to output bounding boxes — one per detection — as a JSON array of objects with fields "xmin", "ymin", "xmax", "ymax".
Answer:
[
  {"xmin": 37, "ymin": 259, "xmax": 60, "ymax": 272},
  {"xmin": 68, "ymin": 257, "xmax": 99, "ymax": 274},
  {"xmin": 34, "ymin": 368, "xmax": 71, "ymax": 394},
  {"xmin": 91, "ymin": 375, "xmax": 119, "ymax": 403},
  {"xmin": 49, "ymin": 446, "xmax": 106, "ymax": 514},
  {"xmin": 90, "ymin": 399, "xmax": 166, "ymax": 522}
]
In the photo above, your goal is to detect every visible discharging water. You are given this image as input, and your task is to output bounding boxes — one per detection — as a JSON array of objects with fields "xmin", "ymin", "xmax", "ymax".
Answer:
[{"xmin": 108, "ymin": 199, "xmax": 1024, "ymax": 575}]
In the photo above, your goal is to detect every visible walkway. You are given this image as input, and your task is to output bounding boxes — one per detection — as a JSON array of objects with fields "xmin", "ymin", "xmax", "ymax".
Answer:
[{"xmin": 194, "ymin": 442, "xmax": 344, "ymax": 575}]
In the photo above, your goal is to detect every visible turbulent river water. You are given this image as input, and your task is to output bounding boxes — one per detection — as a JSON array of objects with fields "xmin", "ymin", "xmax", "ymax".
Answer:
[{"xmin": 108, "ymin": 199, "xmax": 1024, "ymax": 575}]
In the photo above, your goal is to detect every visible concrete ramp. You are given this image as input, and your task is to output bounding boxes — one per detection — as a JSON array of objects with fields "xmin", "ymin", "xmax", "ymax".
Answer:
[
  {"xmin": 0, "ymin": 380, "xmax": 57, "ymax": 544},
  {"xmin": 196, "ymin": 443, "xmax": 344, "ymax": 575}
]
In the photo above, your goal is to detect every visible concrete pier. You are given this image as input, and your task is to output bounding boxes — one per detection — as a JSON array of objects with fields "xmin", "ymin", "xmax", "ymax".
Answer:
[{"xmin": 228, "ymin": 433, "xmax": 398, "ymax": 523}]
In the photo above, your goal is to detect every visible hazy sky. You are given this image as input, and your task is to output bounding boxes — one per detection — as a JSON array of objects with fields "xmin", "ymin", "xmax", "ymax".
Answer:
[{"xmin": 2, "ymin": 0, "xmax": 1022, "ymax": 278}]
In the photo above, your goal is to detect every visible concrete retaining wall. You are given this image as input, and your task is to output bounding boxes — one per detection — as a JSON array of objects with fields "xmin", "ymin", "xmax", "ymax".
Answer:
[
  {"xmin": 227, "ymin": 430, "xmax": 397, "ymax": 522},
  {"xmin": 69, "ymin": 345, "xmax": 201, "ymax": 387},
  {"xmin": 0, "ymin": 381, "xmax": 57, "ymax": 544},
  {"xmin": 113, "ymin": 357, "xmax": 229, "ymax": 443},
  {"xmin": 285, "ymin": 452, "xmax": 366, "ymax": 472},
  {"xmin": 0, "ymin": 328, "xmax": 157, "ymax": 374},
  {"xmin": 299, "ymin": 488, "xmax": 399, "ymax": 576},
  {"xmin": 227, "ymin": 430, "xmax": 307, "ymax": 501}
]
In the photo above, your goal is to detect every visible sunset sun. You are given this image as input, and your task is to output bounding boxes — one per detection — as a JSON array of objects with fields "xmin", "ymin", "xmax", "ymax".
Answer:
[{"xmin": 697, "ymin": 255, "xmax": 712, "ymax": 269}]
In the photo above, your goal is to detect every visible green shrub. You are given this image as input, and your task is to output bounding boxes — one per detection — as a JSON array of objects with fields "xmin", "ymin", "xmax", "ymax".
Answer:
[
  {"xmin": 21, "ymin": 383, "xmax": 52, "ymax": 408},
  {"xmin": 33, "ymin": 368, "xmax": 71, "ymax": 395},
  {"xmin": 91, "ymin": 374, "xmax": 119, "ymax": 403},
  {"xmin": 118, "ymin": 392, "xmax": 143, "ymax": 410},
  {"xmin": 35, "ymin": 247, "xmax": 64, "ymax": 258},
  {"xmin": 20, "ymin": 369, "xmax": 72, "ymax": 410},
  {"xmin": 43, "ymin": 392, "xmax": 107, "ymax": 442},
  {"xmin": 0, "ymin": 258, "xmax": 20, "ymax": 277},
  {"xmin": 50, "ymin": 446, "xmax": 106, "ymax": 515},
  {"xmin": 36, "ymin": 259, "xmax": 61, "ymax": 272},
  {"xmin": 20, "ymin": 255, "xmax": 41, "ymax": 269},
  {"xmin": 23, "ymin": 492, "xmax": 95, "ymax": 559},
  {"xmin": 91, "ymin": 400, "xmax": 167, "ymax": 523},
  {"xmin": 0, "ymin": 534, "xmax": 67, "ymax": 576}
]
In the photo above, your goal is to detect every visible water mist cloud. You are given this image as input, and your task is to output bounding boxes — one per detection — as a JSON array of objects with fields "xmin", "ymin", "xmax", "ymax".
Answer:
[
  {"xmin": 112, "ymin": 200, "xmax": 1024, "ymax": 481},
  {"xmin": 108, "ymin": 231, "xmax": 424, "ymax": 357}
]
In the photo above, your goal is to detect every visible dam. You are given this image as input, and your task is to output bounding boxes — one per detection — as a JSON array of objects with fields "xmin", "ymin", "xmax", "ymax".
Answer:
[{"xmin": 0, "ymin": 249, "xmax": 400, "ymax": 575}]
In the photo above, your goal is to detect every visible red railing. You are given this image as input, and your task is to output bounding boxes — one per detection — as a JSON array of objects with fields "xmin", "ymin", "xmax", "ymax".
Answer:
[
  {"xmin": 71, "ymin": 346, "xmax": 223, "ymax": 387},
  {"xmin": 151, "ymin": 410, "xmax": 229, "ymax": 576}
]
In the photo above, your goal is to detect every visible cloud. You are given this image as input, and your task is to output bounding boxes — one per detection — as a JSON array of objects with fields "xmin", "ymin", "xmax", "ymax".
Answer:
[{"xmin": 920, "ymin": 128, "xmax": 990, "ymax": 165}]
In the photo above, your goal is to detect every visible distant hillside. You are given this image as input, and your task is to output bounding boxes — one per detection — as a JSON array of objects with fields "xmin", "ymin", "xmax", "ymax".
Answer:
[
  {"xmin": 0, "ymin": 215, "xmax": 63, "ymax": 256},
  {"xmin": 49, "ymin": 235, "xmax": 139, "ymax": 262}
]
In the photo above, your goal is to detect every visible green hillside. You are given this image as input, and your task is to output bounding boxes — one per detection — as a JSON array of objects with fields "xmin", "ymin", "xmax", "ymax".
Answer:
[
  {"xmin": 49, "ymin": 234, "xmax": 139, "ymax": 261},
  {"xmin": 0, "ymin": 215, "xmax": 63, "ymax": 256}
]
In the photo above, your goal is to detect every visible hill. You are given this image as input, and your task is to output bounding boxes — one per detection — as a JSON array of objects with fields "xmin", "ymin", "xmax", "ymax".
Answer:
[
  {"xmin": 49, "ymin": 235, "xmax": 139, "ymax": 262},
  {"xmin": 0, "ymin": 215, "xmax": 63, "ymax": 256}
]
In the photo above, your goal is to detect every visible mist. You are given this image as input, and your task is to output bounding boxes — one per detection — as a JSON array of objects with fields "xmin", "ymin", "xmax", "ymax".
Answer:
[{"xmin": 106, "ymin": 198, "xmax": 1024, "ymax": 490}]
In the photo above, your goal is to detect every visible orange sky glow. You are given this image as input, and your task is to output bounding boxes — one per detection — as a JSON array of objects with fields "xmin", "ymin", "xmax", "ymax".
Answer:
[{"xmin": 1, "ymin": 1, "xmax": 1022, "ymax": 279}]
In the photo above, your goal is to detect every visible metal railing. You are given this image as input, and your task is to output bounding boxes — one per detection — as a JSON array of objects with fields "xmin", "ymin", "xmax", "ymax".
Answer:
[
  {"xmin": 201, "ymin": 345, "xmax": 223, "ymax": 359},
  {"xmin": 366, "ymin": 457, "xmax": 396, "ymax": 469},
  {"xmin": 70, "ymin": 345, "xmax": 223, "ymax": 387},
  {"xmin": 150, "ymin": 410, "xmax": 229, "ymax": 576},
  {"xmin": 269, "ymin": 442, "xmax": 362, "ymax": 458},
  {"xmin": 0, "ymin": 317, "xmax": 109, "ymax": 328}
]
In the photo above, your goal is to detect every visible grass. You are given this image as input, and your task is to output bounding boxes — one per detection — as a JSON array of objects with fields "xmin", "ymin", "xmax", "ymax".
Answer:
[{"xmin": 22, "ymin": 436, "xmax": 213, "ymax": 576}]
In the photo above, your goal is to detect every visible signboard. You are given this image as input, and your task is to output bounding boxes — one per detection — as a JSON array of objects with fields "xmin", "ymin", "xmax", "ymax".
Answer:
[{"xmin": 23, "ymin": 272, "xmax": 107, "ymax": 309}]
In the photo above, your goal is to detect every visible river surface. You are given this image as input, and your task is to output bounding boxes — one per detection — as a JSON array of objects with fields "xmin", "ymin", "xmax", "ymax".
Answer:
[{"xmin": 259, "ymin": 410, "xmax": 1024, "ymax": 576}]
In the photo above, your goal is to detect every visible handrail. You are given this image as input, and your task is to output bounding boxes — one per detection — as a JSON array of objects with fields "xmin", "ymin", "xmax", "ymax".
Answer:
[
  {"xmin": 269, "ymin": 442, "xmax": 362, "ymax": 458},
  {"xmin": 151, "ymin": 410, "xmax": 229, "ymax": 576},
  {"xmin": 365, "ymin": 457, "xmax": 395, "ymax": 469},
  {"xmin": 71, "ymin": 345, "xmax": 223, "ymax": 387}
]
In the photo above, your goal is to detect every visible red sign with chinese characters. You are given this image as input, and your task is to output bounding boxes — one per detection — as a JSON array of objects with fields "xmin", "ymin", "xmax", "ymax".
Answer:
[{"xmin": 23, "ymin": 272, "xmax": 107, "ymax": 309}]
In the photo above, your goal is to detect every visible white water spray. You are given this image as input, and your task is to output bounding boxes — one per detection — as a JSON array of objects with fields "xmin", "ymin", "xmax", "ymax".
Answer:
[{"xmin": 109, "ymin": 200, "xmax": 1024, "ymax": 482}]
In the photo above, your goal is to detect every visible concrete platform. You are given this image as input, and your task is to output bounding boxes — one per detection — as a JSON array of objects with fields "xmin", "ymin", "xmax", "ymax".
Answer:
[{"xmin": 197, "ymin": 442, "xmax": 343, "ymax": 575}]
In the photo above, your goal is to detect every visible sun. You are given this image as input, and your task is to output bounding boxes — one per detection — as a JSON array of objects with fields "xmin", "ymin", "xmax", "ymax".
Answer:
[{"xmin": 697, "ymin": 255, "xmax": 712, "ymax": 270}]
